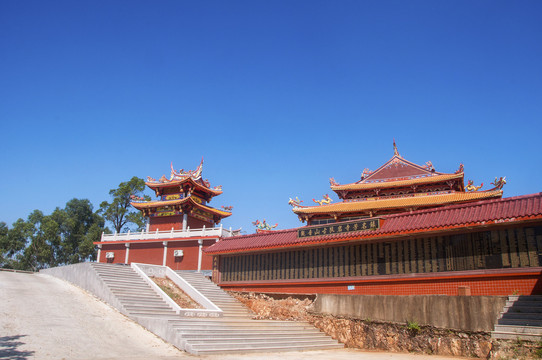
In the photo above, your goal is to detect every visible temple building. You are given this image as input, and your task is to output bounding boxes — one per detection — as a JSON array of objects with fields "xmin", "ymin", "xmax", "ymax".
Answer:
[
  {"xmin": 205, "ymin": 145, "xmax": 542, "ymax": 296},
  {"xmin": 293, "ymin": 143, "xmax": 504, "ymax": 225},
  {"xmin": 132, "ymin": 159, "xmax": 231, "ymax": 231},
  {"xmin": 95, "ymin": 160, "xmax": 237, "ymax": 271}
]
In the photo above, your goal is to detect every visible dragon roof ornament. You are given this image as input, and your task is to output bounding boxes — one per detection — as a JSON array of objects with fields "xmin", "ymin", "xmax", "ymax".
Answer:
[
  {"xmin": 253, "ymin": 219, "xmax": 278, "ymax": 231},
  {"xmin": 147, "ymin": 158, "xmax": 206, "ymax": 184}
]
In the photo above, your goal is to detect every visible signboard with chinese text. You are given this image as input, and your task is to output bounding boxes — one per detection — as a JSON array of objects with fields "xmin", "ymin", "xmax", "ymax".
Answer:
[{"xmin": 297, "ymin": 218, "xmax": 380, "ymax": 239}]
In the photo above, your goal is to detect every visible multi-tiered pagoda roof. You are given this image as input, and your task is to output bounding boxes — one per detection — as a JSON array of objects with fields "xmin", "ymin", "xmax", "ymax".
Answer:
[
  {"xmin": 131, "ymin": 159, "xmax": 231, "ymax": 226},
  {"xmin": 292, "ymin": 144, "xmax": 504, "ymax": 225}
]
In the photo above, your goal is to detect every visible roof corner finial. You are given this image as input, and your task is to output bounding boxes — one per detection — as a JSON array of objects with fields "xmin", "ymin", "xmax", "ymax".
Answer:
[{"xmin": 393, "ymin": 139, "xmax": 399, "ymax": 156}]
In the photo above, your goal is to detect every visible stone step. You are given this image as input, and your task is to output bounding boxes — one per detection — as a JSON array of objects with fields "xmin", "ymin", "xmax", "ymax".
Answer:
[
  {"xmin": 500, "ymin": 312, "xmax": 542, "ymax": 320},
  {"xmin": 494, "ymin": 325, "xmax": 542, "ymax": 334},
  {"xmin": 109, "ymin": 286, "xmax": 156, "ymax": 293},
  {"xmin": 190, "ymin": 342, "xmax": 343, "ymax": 355},
  {"xmin": 498, "ymin": 318, "xmax": 542, "ymax": 327},
  {"xmin": 188, "ymin": 338, "xmax": 336, "ymax": 348},
  {"xmin": 116, "ymin": 293, "xmax": 163, "ymax": 300},
  {"xmin": 92, "ymin": 264, "xmax": 132, "ymax": 270},
  {"xmin": 107, "ymin": 285, "xmax": 154, "ymax": 292},
  {"xmin": 171, "ymin": 323, "xmax": 315, "ymax": 331},
  {"xmin": 94, "ymin": 268, "xmax": 139, "ymax": 275},
  {"xmin": 506, "ymin": 300, "xmax": 542, "ymax": 307},
  {"xmin": 176, "ymin": 328, "xmax": 322, "ymax": 336},
  {"xmin": 125, "ymin": 304, "xmax": 174, "ymax": 311},
  {"xmin": 491, "ymin": 331, "xmax": 542, "ymax": 341},
  {"xmin": 118, "ymin": 297, "xmax": 165, "ymax": 303},
  {"xmin": 180, "ymin": 331, "xmax": 326, "ymax": 340},
  {"xmin": 129, "ymin": 310, "xmax": 178, "ymax": 316},
  {"xmin": 504, "ymin": 305, "xmax": 542, "ymax": 314},
  {"xmin": 172, "ymin": 319, "xmax": 312, "ymax": 326},
  {"xmin": 96, "ymin": 273, "xmax": 143, "ymax": 279},
  {"xmin": 508, "ymin": 295, "xmax": 542, "ymax": 302},
  {"xmin": 107, "ymin": 284, "xmax": 152, "ymax": 291}
]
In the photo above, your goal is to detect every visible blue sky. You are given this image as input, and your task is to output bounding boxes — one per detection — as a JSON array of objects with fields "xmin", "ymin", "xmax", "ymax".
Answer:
[{"xmin": 1, "ymin": 1, "xmax": 541, "ymax": 234}]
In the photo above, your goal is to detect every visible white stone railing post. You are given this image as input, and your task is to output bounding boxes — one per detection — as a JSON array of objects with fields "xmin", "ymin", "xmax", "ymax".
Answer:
[
  {"xmin": 124, "ymin": 243, "xmax": 130, "ymax": 264},
  {"xmin": 197, "ymin": 239, "xmax": 203, "ymax": 272},
  {"xmin": 162, "ymin": 241, "xmax": 168, "ymax": 266}
]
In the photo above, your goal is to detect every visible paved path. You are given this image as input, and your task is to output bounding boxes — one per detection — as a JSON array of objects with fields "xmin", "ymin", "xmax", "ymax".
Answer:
[{"xmin": 0, "ymin": 270, "xmax": 467, "ymax": 360}]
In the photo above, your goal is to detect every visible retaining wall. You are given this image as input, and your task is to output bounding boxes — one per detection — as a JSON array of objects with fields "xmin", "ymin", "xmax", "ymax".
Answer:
[{"xmin": 313, "ymin": 294, "xmax": 507, "ymax": 332}]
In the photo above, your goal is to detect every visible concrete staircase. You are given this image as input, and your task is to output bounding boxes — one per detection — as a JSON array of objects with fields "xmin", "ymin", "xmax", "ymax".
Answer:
[
  {"xmin": 91, "ymin": 263, "xmax": 178, "ymax": 318},
  {"xmin": 173, "ymin": 271, "xmax": 343, "ymax": 354},
  {"xmin": 87, "ymin": 264, "xmax": 342, "ymax": 355},
  {"xmin": 492, "ymin": 295, "xmax": 542, "ymax": 341},
  {"xmin": 174, "ymin": 271, "xmax": 253, "ymax": 318}
]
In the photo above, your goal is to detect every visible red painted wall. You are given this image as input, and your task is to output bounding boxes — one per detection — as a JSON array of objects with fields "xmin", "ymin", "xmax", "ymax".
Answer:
[
  {"xmin": 149, "ymin": 215, "xmax": 182, "ymax": 231},
  {"xmin": 98, "ymin": 243, "xmax": 126, "ymax": 264},
  {"xmin": 128, "ymin": 242, "xmax": 163, "ymax": 265},
  {"xmin": 148, "ymin": 215, "xmax": 213, "ymax": 231},
  {"xmin": 166, "ymin": 239, "xmax": 215, "ymax": 271},
  {"xmin": 186, "ymin": 216, "xmax": 213, "ymax": 230},
  {"xmin": 98, "ymin": 238, "xmax": 217, "ymax": 271},
  {"xmin": 217, "ymin": 269, "xmax": 542, "ymax": 296}
]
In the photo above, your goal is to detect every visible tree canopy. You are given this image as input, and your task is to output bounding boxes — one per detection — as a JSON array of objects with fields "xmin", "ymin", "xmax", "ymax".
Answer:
[
  {"xmin": 1, "ymin": 176, "xmax": 148, "ymax": 271},
  {"xmin": 99, "ymin": 176, "xmax": 150, "ymax": 233},
  {"xmin": 0, "ymin": 199, "xmax": 104, "ymax": 271}
]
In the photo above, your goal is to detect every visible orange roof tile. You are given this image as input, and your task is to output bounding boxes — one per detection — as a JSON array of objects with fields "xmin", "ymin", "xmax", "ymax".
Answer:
[
  {"xmin": 131, "ymin": 197, "xmax": 231, "ymax": 217},
  {"xmin": 293, "ymin": 190, "xmax": 503, "ymax": 215},
  {"xmin": 146, "ymin": 177, "xmax": 223, "ymax": 196},
  {"xmin": 331, "ymin": 172, "xmax": 463, "ymax": 191}
]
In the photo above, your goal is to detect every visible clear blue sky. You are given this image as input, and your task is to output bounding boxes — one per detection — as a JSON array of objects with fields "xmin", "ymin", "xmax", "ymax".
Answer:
[{"xmin": 1, "ymin": 1, "xmax": 541, "ymax": 234}]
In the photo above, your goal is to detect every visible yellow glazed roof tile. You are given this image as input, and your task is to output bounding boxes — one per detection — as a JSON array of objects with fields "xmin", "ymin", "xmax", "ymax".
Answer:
[
  {"xmin": 331, "ymin": 173, "xmax": 463, "ymax": 191},
  {"xmin": 293, "ymin": 190, "xmax": 503, "ymax": 214}
]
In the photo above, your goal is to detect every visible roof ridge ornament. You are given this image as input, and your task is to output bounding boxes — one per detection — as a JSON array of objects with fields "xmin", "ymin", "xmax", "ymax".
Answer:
[
  {"xmin": 167, "ymin": 158, "xmax": 204, "ymax": 182},
  {"xmin": 361, "ymin": 168, "xmax": 373, "ymax": 180},
  {"xmin": 288, "ymin": 197, "xmax": 304, "ymax": 208},
  {"xmin": 313, "ymin": 194, "xmax": 333, "ymax": 206},
  {"xmin": 252, "ymin": 219, "xmax": 278, "ymax": 231},
  {"xmin": 393, "ymin": 139, "xmax": 400, "ymax": 157},
  {"xmin": 466, "ymin": 180, "xmax": 484, "ymax": 192},
  {"xmin": 455, "ymin": 163, "xmax": 464, "ymax": 174},
  {"xmin": 423, "ymin": 161, "xmax": 434, "ymax": 172},
  {"xmin": 491, "ymin": 176, "xmax": 507, "ymax": 190}
]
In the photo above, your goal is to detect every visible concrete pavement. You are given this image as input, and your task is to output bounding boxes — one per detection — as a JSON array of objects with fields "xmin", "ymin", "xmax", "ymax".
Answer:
[{"xmin": 0, "ymin": 270, "xmax": 467, "ymax": 360}]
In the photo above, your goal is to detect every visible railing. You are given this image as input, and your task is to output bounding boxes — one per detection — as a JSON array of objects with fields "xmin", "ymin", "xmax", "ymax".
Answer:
[{"xmin": 100, "ymin": 224, "xmax": 239, "ymax": 242}]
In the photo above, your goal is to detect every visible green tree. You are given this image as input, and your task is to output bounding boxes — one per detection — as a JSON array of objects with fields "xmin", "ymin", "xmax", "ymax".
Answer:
[
  {"xmin": 99, "ymin": 176, "xmax": 149, "ymax": 233},
  {"xmin": 0, "ymin": 218, "xmax": 34, "ymax": 269},
  {"xmin": 1, "ymin": 199, "xmax": 104, "ymax": 271}
]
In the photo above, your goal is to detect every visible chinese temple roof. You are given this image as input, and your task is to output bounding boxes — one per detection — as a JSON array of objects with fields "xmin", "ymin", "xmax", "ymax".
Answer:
[
  {"xmin": 145, "ymin": 159, "xmax": 223, "ymax": 196},
  {"xmin": 331, "ymin": 172, "xmax": 463, "ymax": 191},
  {"xmin": 293, "ymin": 190, "xmax": 503, "ymax": 215},
  {"xmin": 206, "ymin": 192, "xmax": 542, "ymax": 255},
  {"xmin": 292, "ymin": 143, "xmax": 504, "ymax": 220},
  {"xmin": 330, "ymin": 150, "xmax": 463, "ymax": 192},
  {"xmin": 131, "ymin": 196, "xmax": 232, "ymax": 218}
]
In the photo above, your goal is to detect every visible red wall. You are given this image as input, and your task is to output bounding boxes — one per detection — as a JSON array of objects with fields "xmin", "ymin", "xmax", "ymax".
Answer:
[
  {"xmin": 149, "ymin": 215, "xmax": 182, "ymax": 231},
  {"xmin": 217, "ymin": 268, "xmax": 542, "ymax": 296},
  {"xmin": 186, "ymin": 216, "xmax": 213, "ymax": 229},
  {"xmin": 128, "ymin": 243, "xmax": 163, "ymax": 265},
  {"xmin": 98, "ymin": 243, "xmax": 126, "ymax": 263},
  {"xmin": 98, "ymin": 238, "xmax": 216, "ymax": 271},
  {"xmin": 148, "ymin": 215, "xmax": 213, "ymax": 231}
]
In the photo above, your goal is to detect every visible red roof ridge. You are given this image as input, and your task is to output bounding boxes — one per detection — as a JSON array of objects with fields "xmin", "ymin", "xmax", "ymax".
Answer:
[
  {"xmin": 221, "ymin": 227, "xmax": 298, "ymax": 241},
  {"xmin": 383, "ymin": 191, "xmax": 538, "ymax": 220}
]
